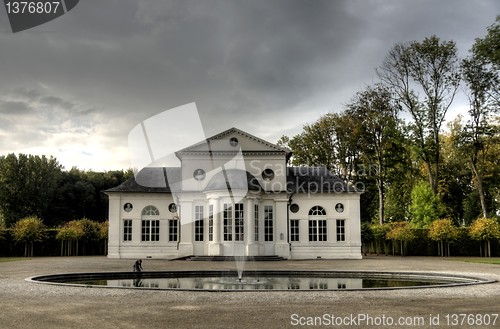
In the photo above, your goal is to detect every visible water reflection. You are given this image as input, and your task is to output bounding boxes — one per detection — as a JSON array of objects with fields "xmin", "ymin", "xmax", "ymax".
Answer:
[{"xmin": 68, "ymin": 276, "xmax": 448, "ymax": 290}]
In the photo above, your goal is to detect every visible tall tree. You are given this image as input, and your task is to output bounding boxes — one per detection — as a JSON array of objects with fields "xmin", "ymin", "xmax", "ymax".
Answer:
[
  {"xmin": 0, "ymin": 154, "xmax": 61, "ymax": 227},
  {"xmin": 344, "ymin": 84, "xmax": 403, "ymax": 224},
  {"xmin": 458, "ymin": 18, "xmax": 500, "ymax": 218},
  {"xmin": 378, "ymin": 36, "xmax": 461, "ymax": 194}
]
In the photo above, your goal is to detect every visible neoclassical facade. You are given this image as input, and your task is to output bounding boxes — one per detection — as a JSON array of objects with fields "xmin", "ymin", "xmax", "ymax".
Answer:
[{"xmin": 106, "ymin": 128, "xmax": 362, "ymax": 259}]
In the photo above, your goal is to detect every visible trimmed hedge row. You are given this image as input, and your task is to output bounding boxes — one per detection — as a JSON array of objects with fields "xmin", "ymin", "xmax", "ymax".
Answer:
[
  {"xmin": 0, "ymin": 229, "xmax": 106, "ymax": 257},
  {"xmin": 362, "ymin": 227, "xmax": 500, "ymax": 256}
]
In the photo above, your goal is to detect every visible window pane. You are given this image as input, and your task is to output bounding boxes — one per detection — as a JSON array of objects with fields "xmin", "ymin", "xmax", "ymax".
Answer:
[
  {"xmin": 151, "ymin": 220, "xmax": 160, "ymax": 241},
  {"xmin": 290, "ymin": 219, "xmax": 299, "ymax": 242},
  {"xmin": 123, "ymin": 219, "xmax": 132, "ymax": 242},
  {"xmin": 223, "ymin": 204, "xmax": 232, "ymax": 241},
  {"xmin": 336, "ymin": 219, "xmax": 345, "ymax": 241},
  {"xmin": 264, "ymin": 206, "xmax": 273, "ymax": 241},
  {"xmin": 195, "ymin": 206, "xmax": 204, "ymax": 242},
  {"xmin": 142, "ymin": 220, "xmax": 150, "ymax": 241},
  {"xmin": 308, "ymin": 220, "xmax": 317, "ymax": 241},
  {"xmin": 169, "ymin": 220, "xmax": 178, "ymax": 242},
  {"xmin": 208, "ymin": 205, "xmax": 214, "ymax": 242},
  {"xmin": 254, "ymin": 204, "xmax": 259, "ymax": 242},
  {"xmin": 234, "ymin": 203, "xmax": 244, "ymax": 241}
]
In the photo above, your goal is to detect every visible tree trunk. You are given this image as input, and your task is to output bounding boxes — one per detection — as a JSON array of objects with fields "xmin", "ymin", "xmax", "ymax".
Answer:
[
  {"xmin": 377, "ymin": 178, "xmax": 384, "ymax": 225},
  {"xmin": 447, "ymin": 242, "xmax": 450, "ymax": 257},
  {"xmin": 471, "ymin": 161, "xmax": 489, "ymax": 218},
  {"xmin": 487, "ymin": 240, "xmax": 491, "ymax": 258}
]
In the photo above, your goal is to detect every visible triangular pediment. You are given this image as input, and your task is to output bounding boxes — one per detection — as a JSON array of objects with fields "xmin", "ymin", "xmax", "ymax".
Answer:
[{"xmin": 177, "ymin": 127, "xmax": 290, "ymax": 154}]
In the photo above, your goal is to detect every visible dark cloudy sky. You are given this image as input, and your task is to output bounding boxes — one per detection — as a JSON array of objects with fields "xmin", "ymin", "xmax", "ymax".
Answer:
[{"xmin": 0, "ymin": 0, "xmax": 498, "ymax": 170}]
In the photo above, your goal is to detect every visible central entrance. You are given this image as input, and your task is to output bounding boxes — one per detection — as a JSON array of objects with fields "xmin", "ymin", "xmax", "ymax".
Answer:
[{"xmin": 222, "ymin": 202, "xmax": 245, "ymax": 256}]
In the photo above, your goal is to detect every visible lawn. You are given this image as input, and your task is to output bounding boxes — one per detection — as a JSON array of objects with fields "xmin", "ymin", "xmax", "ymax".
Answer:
[
  {"xmin": 0, "ymin": 258, "xmax": 29, "ymax": 263},
  {"xmin": 451, "ymin": 257, "xmax": 500, "ymax": 265}
]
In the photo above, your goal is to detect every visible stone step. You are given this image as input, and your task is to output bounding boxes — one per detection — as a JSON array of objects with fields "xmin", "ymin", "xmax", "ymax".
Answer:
[{"xmin": 186, "ymin": 255, "xmax": 286, "ymax": 261}]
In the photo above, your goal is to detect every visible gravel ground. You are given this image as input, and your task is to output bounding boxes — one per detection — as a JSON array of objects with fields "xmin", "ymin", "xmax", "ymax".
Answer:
[{"xmin": 1, "ymin": 256, "xmax": 499, "ymax": 329}]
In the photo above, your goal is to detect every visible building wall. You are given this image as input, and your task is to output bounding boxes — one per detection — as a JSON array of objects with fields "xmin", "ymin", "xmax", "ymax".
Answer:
[{"xmin": 107, "ymin": 190, "xmax": 362, "ymax": 260}]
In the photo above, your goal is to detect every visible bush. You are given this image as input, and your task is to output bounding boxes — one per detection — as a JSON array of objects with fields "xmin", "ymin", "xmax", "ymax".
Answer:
[
  {"xmin": 469, "ymin": 217, "xmax": 500, "ymax": 257},
  {"xmin": 11, "ymin": 216, "xmax": 47, "ymax": 257},
  {"xmin": 428, "ymin": 218, "xmax": 459, "ymax": 256}
]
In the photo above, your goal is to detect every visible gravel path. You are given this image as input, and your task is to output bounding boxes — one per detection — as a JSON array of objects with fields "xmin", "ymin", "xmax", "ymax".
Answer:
[{"xmin": 1, "ymin": 256, "xmax": 499, "ymax": 328}]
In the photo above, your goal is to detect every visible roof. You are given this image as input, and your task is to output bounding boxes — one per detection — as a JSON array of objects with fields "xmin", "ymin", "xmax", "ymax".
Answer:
[
  {"xmin": 106, "ymin": 166, "xmax": 361, "ymax": 194},
  {"xmin": 104, "ymin": 167, "xmax": 180, "ymax": 193},
  {"xmin": 176, "ymin": 127, "xmax": 291, "ymax": 156},
  {"xmin": 286, "ymin": 167, "xmax": 361, "ymax": 193}
]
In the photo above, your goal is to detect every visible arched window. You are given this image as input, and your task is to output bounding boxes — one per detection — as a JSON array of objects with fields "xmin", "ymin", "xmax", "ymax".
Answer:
[
  {"xmin": 142, "ymin": 205, "xmax": 159, "ymax": 216},
  {"xmin": 141, "ymin": 206, "xmax": 159, "ymax": 242},
  {"xmin": 308, "ymin": 206, "xmax": 326, "ymax": 242},
  {"xmin": 308, "ymin": 206, "xmax": 326, "ymax": 216}
]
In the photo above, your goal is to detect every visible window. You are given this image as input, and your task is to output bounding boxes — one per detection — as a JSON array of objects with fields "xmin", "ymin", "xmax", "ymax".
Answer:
[
  {"xmin": 254, "ymin": 204, "xmax": 259, "ymax": 242},
  {"xmin": 235, "ymin": 203, "xmax": 244, "ymax": 241},
  {"xmin": 264, "ymin": 205, "xmax": 273, "ymax": 241},
  {"xmin": 290, "ymin": 203, "xmax": 299, "ymax": 213},
  {"xmin": 142, "ymin": 205, "xmax": 159, "ymax": 216},
  {"xmin": 169, "ymin": 219, "xmax": 178, "ymax": 242},
  {"xmin": 223, "ymin": 204, "xmax": 232, "ymax": 241},
  {"xmin": 123, "ymin": 219, "xmax": 132, "ymax": 242},
  {"xmin": 208, "ymin": 204, "xmax": 214, "ymax": 242},
  {"xmin": 309, "ymin": 206, "xmax": 326, "ymax": 216},
  {"xmin": 290, "ymin": 219, "xmax": 299, "ymax": 242},
  {"xmin": 262, "ymin": 168, "xmax": 275, "ymax": 181},
  {"xmin": 142, "ymin": 219, "xmax": 159, "ymax": 241},
  {"xmin": 141, "ymin": 205, "xmax": 159, "ymax": 242},
  {"xmin": 336, "ymin": 219, "xmax": 345, "ymax": 242},
  {"xmin": 309, "ymin": 219, "xmax": 326, "ymax": 242},
  {"xmin": 195, "ymin": 206, "xmax": 204, "ymax": 242}
]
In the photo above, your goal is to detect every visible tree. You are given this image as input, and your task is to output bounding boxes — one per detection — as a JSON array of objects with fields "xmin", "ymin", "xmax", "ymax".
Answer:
[
  {"xmin": 56, "ymin": 220, "xmax": 84, "ymax": 256},
  {"xmin": 409, "ymin": 181, "xmax": 446, "ymax": 228},
  {"xmin": 345, "ymin": 84, "xmax": 403, "ymax": 224},
  {"xmin": 11, "ymin": 216, "xmax": 47, "ymax": 257},
  {"xmin": 469, "ymin": 217, "xmax": 500, "ymax": 257},
  {"xmin": 0, "ymin": 154, "xmax": 61, "ymax": 227},
  {"xmin": 386, "ymin": 221, "xmax": 416, "ymax": 256},
  {"xmin": 286, "ymin": 112, "xmax": 363, "ymax": 182},
  {"xmin": 472, "ymin": 15, "xmax": 500, "ymax": 68},
  {"xmin": 428, "ymin": 218, "xmax": 459, "ymax": 256},
  {"xmin": 378, "ymin": 36, "xmax": 461, "ymax": 194},
  {"xmin": 458, "ymin": 20, "xmax": 500, "ymax": 218}
]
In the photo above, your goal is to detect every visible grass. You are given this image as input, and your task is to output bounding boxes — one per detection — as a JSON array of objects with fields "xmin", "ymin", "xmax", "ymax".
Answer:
[
  {"xmin": 0, "ymin": 258, "xmax": 30, "ymax": 263},
  {"xmin": 450, "ymin": 257, "xmax": 500, "ymax": 265}
]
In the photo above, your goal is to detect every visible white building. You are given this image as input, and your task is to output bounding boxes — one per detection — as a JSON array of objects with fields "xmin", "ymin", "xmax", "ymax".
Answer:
[{"xmin": 105, "ymin": 128, "xmax": 362, "ymax": 259}]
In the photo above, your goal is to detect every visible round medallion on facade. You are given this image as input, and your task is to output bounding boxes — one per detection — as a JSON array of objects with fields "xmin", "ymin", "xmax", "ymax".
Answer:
[
  {"xmin": 335, "ymin": 203, "xmax": 344, "ymax": 213},
  {"xmin": 193, "ymin": 169, "xmax": 206, "ymax": 181},
  {"xmin": 229, "ymin": 137, "xmax": 239, "ymax": 147},
  {"xmin": 168, "ymin": 203, "xmax": 177, "ymax": 213},
  {"xmin": 262, "ymin": 168, "xmax": 275, "ymax": 181},
  {"xmin": 290, "ymin": 203, "xmax": 299, "ymax": 213},
  {"xmin": 123, "ymin": 203, "xmax": 133, "ymax": 212}
]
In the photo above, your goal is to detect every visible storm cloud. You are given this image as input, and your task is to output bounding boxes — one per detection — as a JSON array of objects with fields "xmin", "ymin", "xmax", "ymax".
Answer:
[{"xmin": 0, "ymin": 0, "xmax": 497, "ymax": 170}]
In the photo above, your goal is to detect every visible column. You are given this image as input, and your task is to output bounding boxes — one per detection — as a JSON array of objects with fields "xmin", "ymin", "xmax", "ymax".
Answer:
[
  {"xmin": 178, "ymin": 199, "xmax": 194, "ymax": 256},
  {"xmin": 209, "ymin": 198, "xmax": 222, "ymax": 256},
  {"xmin": 245, "ymin": 197, "xmax": 258, "ymax": 256},
  {"xmin": 107, "ymin": 194, "xmax": 121, "ymax": 258},
  {"xmin": 274, "ymin": 197, "xmax": 291, "ymax": 258}
]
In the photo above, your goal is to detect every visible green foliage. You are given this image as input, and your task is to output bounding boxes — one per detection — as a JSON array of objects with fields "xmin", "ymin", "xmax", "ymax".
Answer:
[
  {"xmin": 56, "ymin": 220, "xmax": 85, "ymax": 241},
  {"xmin": 409, "ymin": 181, "xmax": 446, "ymax": 228},
  {"xmin": 378, "ymin": 36, "xmax": 461, "ymax": 194},
  {"xmin": 428, "ymin": 218, "xmax": 459, "ymax": 242},
  {"xmin": 11, "ymin": 216, "xmax": 47, "ymax": 257},
  {"xmin": 0, "ymin": 154, "xmax": 61, "ymax": 227},
  {"xmin": 469, "ymin": 217, "xmax": 500, "ymax": 242},
  {"xmin": 472, "ymin": 15, "xmax": 500, "ymax": 67},
  {"xmin": 11, "ymin": 216, "xmax": 47, "ymax": 243},
  {"xmin": 386, "ymin": 221, "xmax": 416, "ymax": 242}
]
